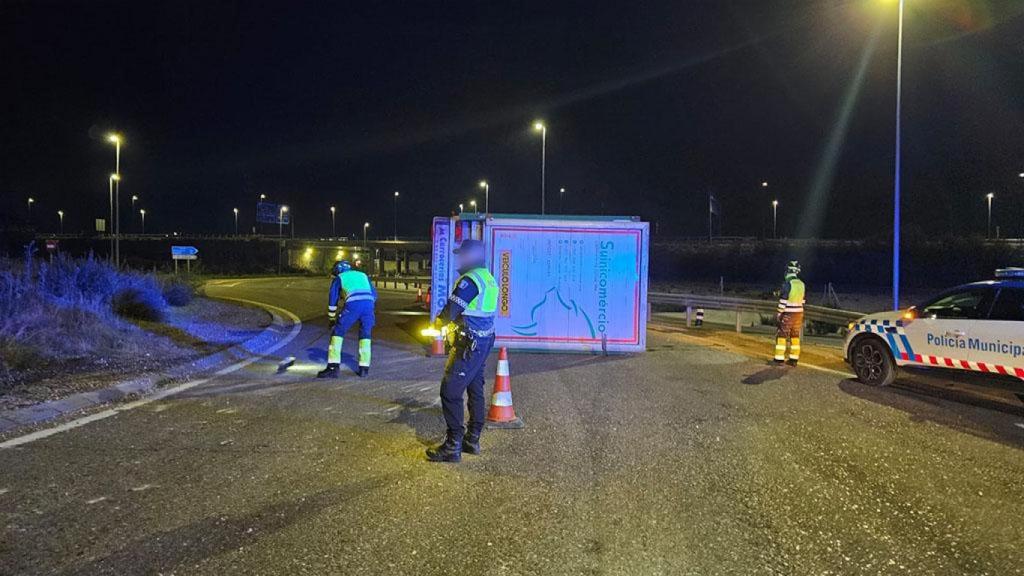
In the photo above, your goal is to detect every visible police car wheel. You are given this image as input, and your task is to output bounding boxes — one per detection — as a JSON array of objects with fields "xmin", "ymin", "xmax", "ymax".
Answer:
[{"xmin": 852, "ymin": 338, "xmax": 896, "ymax": 387}]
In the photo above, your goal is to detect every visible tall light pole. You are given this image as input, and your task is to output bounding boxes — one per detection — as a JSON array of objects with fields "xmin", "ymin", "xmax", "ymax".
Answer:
[
  {"xmin": 986, "ymin": 193, "xmax": 994, "ymax": 239},
  {"xmin": 559, "ymin": 187, "xmax": 565, "ymax": 213},
  {"xmin": 772, "ymin": 200, "xmax": 779, "ymax": 239},
  {"xmin": 533, "ymin": 121, "xmax": 547, "ymax": 214},
  {"xmin": 131, "ymin": 195, "xmax": 138, "ymax": 209},
  {"xmin": 479, "ymin": 180, "xmax": 489, "ymax": 213},
  {"xmin": 459, "ymin": 203, "xmax": 464, "ymax": 214},
  {"xmin": 469, "ymin": 199, "xmax": 477, "ymax": 214},
  {"xmin": 233, "ymin": 207, "xmax": 239, "ymax": 235},
  {"xmin": 330, "ymin": 206, "xmax": 336, "ymax": 237},
  {"xmin": 139, "ymin": 209, "xmax": 146, "ymax": 234},
  {"xmin": 891, "ymin": 0, "xmax": 905, "ymax": 311},
  {"xmin": 393, "ymin": 191, "xmax": 399, "ymax": 241},
  {"xmin": 108, "ymin": 173, "xmax": 119, "ymax": 262},
  {"xmin": 363, "ymin": 222, "xmax": 370, "ymax": 249},
  {"xmin": 26, "ymin": 197, "xmax": 34, "ymax": 222},
  {"xmin": 57, "ymin": 210, "xmax": 64, "ymax": 234},
  {"xmin": 761, "ymin": 181, "xmax": 770, "ymax": 238},
  {"xmin": 107, "ymin": 133, "xmax": 122, "ymax": 266},
  {"xmin": 279, "ymin": 205, "xmax": 289, "ymax": 237}
]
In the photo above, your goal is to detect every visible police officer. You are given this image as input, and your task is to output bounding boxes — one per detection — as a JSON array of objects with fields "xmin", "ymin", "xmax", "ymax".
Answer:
[
  {"xmin": 317, "ymin": 260, "xmax": 376, "ymax": 379},
  {"xmin": 426, "ymin": 239, "xmax": 498, "ymax": 463},
  {"xmin": 774, "ymin": 260, "xmax": 805, "ymax": 366}
]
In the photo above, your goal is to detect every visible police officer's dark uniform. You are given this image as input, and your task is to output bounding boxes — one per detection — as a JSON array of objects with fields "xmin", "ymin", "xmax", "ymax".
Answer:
[
  {"xmin": 317, "ymin": 260, "xmax": 377, "ymax": 379},
  {"xmin": 426, "ymin": 239, "xmax": 499, "ymax": 463}
]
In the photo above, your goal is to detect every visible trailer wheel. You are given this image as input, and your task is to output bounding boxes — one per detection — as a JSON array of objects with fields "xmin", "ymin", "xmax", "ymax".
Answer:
[{"xmin": 851, "ymin": 337, "xmax": 896, "ymax": 387}]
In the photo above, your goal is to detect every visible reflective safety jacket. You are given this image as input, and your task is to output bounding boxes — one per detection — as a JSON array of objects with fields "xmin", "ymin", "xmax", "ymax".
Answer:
[
  {"xmin": 778, "ymin": 277, "xmax": 806, "ymax": 314},
  {"xmin": 441, "ymin": 266, "xmax": 498, "ymax": 332},
  {"xmin": 328, "ymin": 270, "xmax": 376, "ymax": 320}
]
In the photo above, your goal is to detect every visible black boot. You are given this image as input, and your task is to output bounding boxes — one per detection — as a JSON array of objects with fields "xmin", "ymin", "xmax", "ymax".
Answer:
[
  {"xmin": 772, "ymin": 359, "xmax": 785, "ymax": 366},
  {"xmin": 786, "ymin": 359, "xmax": 799, "ymax": 367},
  {"xmin": 317, "ymin": 363, "xmax": 341, "ymax": 379},
  {"xmin": 358, "ymin": 366, "xmax": 369, "ymax": 378},
  {"xmin": 464, "ymin": 428, "xmax": 482, "ymax": 455},
  {"xmin": 426, "ymin": 435, "xmax": 462, "ymax": 463}
]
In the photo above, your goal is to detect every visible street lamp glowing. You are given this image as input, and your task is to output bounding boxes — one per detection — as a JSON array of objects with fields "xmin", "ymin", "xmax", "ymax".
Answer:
[
  {"xmin": 139, "ymin": 209, "xmax": 146, "ymax": 233},
  {"xmin": 986, "ymin": 193, "xmax": 995, "ymax": 239},
  {"xmin": 363, "ymin": 222, "xmax": 370, "ymax": 229},
  {"xmin": 106, "ymin": 133, "xmax": 121, "ymax": 145},
  {"xmin": 533, "ymin": 121, "xmax": 548, "ymax": 214},
  {"xmin": 479, "ymin": 180, "xmax": 490, "ymax": 213},
  {"xmin": 762, "ymin": 181, "xmax": 769, "ymax": 188},
  {"xmin": 986, "ymin": 193, "xmax": 995, "ymax": 200},
  {"xmin": 281, "ymin": 205, "xmax": 289, "ymax": 213},
  {"xmin": 57, "ymin": 210, "xmax": 64, "ymax": 234},
  {"xmin": 394, "ymin": 191, "xmax": 400, "ymax": 197},
  {"xmin": 110, "ymin": 173, "xmax": 120, "ymax": 182}
]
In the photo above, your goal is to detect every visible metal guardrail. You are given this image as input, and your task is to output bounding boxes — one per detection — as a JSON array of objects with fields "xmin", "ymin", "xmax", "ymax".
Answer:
[
  {"xmin": 372, "ymin": 276, "xmax": 431, "ymax": 290},
  {"xmin": 648, "ymin": 291, "xmax": 862, "ymax": 332}
]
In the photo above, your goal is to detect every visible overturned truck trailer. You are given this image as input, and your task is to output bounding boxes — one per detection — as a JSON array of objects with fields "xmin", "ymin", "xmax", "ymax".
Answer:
[{"xmin": 430, "ymin": 214, "xmax": 649, "ymax": 353}]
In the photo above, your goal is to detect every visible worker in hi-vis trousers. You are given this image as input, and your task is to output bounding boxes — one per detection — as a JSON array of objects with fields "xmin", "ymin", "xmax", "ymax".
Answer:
[
  {"xmin": 774, "ymin": 261, "xmax": 805, "ymax": 366},
  {"xmin": 318, "ymin": 260, "xmax": 376, "ymax": 379}
]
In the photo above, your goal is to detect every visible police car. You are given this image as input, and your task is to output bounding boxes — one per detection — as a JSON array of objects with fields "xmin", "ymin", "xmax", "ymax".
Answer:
[{"xmin": 845, "ymin": 268, "xmax": 1024, "ymax": 387}]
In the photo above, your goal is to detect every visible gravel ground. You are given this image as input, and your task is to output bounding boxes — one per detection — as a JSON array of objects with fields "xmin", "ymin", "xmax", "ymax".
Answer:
[{"xmin": 0, "ymin": 298, "xmax": 270, "ymax": 411}]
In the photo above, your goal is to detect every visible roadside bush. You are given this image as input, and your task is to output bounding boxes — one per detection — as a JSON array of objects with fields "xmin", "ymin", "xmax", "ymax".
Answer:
[
  {"xmin": 162, "ymin": 279, "xmax": 194, "ymax": 307},
  {"xmin": 0, "ymin": 254, "xmax": 171, "ymax": 379}
]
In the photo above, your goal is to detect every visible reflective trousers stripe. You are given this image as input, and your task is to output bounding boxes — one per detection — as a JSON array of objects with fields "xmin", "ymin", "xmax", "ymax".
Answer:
[
  {"xmin": 328, "ymin": 336, "xmax": 343, "ymax": 364},
  {"xmin": 358, "ymin": 338, "xmax": 372, "ymax": 367}
]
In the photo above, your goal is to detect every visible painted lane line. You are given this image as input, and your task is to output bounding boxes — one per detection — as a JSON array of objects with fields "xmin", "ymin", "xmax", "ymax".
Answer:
[
  {"xmin": 1015, "ymin": 423, "xmax": 1024, "ymax": 430},
  {"xmin": 651, "ymin": 324, "xmax": 854, "ymax": 379},
  {"xmin": 0, "ymin": 298, "xmax": 302, "ymax": 449}
]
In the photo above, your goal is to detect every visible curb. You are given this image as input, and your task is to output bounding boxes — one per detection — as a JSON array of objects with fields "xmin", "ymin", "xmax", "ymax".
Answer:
[{"xmin": 0, "ymin": 297, "xmax": 301, "ymax": 437}]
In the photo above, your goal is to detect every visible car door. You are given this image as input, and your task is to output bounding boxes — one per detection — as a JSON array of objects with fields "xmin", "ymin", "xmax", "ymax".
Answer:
[
  {"xmin": 900, "ymin": 286, "xmax": 996, "ymax": 368},
  {"xmin": 969, "ymin": 287, "xmax": 1024, "ymax": 378}
]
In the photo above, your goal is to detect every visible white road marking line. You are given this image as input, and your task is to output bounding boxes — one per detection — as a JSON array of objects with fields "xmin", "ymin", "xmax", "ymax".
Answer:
[
  {"xmin": 129, "ymin": 484, "xmax": 159, "ymax": 492},
  {"xmin": 0, "ymin": 488, "xmax": 9, "ymax": 496},
  {"xmin": 215, "ymin": 408, "xmax": 238, "ymax": 414},
  {"xmin": 86, "ymin": 496, "xmax": 107, "ymax": 504},
  {"xmin": 1015, "ymin": 423, "xmax": 1024, "ymax": 430},
  {"xmin": 653, "ymin": 326, "xmax": 855, "ymax": 378},
  {"xmin": 0, "ymin": 298, "xmax": 302, "ymax": 449}
]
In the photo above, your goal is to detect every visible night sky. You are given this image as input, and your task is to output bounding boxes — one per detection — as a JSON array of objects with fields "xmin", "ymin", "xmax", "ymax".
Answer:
[{"xmin": 2, "ymin": 1, "xmax": 1023, "ymax": 239}]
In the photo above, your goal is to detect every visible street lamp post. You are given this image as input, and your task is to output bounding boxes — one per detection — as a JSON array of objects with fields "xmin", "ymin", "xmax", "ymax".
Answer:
[
  {"xmin": 140, "ymin": 209, "xmax": 146, "ymax": 234},
  {"xmin": 27, "ymin": 197, "xmax": 34, "ymax": 218},
  {"xmin": 891, "ymin": 0, "xmax": 905, "ymax": 311},
  {"xmin": 469, "ymin": 199, "xmax": 477, "ymax": 214},
  {"xmin": 233, "ymin": 207, "xmax": 239, "ymax": 235},
  {"xmin": 479, "ymin": 181, "xmax": 489, "ymax": 213},
  {"xmin": 533, "ymin": 121, "xmax": 547, "ymax": 214},
  {"xmin": 459, "ymin": 203, "xmax": 464, "ymax": 214},
  {"xmin": 107, "ymin": 134, "xmax": 122, "ymax": 266},
  {"xmin": 363, "ymin": 222, "xmax": 370, "ymax": 249},
  {"xmin": 772, "ymin": 200, "xmax": 779, "ymax": 239},
  {"xmin": 559, "ymin": 187, "xmax": 565, "ymax": 213},
  {"xmin": 131, "ymin": 195, "xmax": 138, "ymax": 209},
  {"xmin": 279, "ymin": 205, "xmax": 289, "ymax": 237},
  {"xmin": 986, "ymin": 193, "xmax": 995, "ymax": 239},
  {"xmin": 330, "ymin": 206, "xmax": 336, "ymax": 237},
  {"xmin": 393, "ymin": 191, "xmax": 399, "ymax": 241},
  {"xmin": 108, "ymin": 173, "xmax": 119, "ymax": 262},
  {"xmin": 57, "ymin": 210, "xmax": 64, "ymax": 234}
]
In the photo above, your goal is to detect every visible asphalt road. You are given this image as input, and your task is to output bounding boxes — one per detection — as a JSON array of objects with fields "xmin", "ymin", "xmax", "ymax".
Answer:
[{"xmin": 2, "ymin": 276, "xmax": 1023, "ymax": 575}]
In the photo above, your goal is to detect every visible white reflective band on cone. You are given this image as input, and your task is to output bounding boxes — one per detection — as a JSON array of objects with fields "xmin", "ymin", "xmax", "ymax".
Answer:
[
  {"xmin": 497, "ymin": 361, "xmax": 509, "ymax": 377},
  {"xmin": 491, "ymin": 391, "xmax": 513, "ymax": 406}
]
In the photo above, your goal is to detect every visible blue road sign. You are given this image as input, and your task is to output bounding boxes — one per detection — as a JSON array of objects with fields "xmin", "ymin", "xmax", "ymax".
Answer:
[
  {"xmin": 257, "ymin": 202, "xmax": 290, "ymax": 225},
  {"xmin": 171, "ymin": 246, "xmax": 199, "ymax": 259}
]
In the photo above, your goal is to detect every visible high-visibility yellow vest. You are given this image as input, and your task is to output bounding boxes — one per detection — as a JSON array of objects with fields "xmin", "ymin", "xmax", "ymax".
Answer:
[{"xmin": 459, "ymin": 267, "xmax": 498, "ymax": 317}]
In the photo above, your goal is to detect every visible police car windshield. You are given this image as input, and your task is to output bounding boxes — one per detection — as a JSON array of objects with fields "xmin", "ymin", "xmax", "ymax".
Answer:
[{"xmin": 917, "ymin": 287, "xmax": 995, "ymax": 320}]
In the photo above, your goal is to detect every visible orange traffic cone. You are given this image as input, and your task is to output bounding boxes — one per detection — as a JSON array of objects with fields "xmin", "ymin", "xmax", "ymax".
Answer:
[
  {"xmin": 429, "ymin": 330, "xmax": 446, "ymax": 357},
  {"xmin": 486, "ymin": 347, "xmax": 524, "ymax": 429}
]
